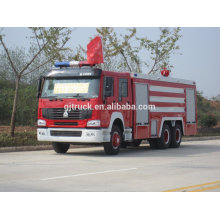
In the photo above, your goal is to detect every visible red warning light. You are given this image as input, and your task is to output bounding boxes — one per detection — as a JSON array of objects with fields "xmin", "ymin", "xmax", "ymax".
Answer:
[{"xmin": 161, "ymin": 67, "xmax": 170, "ymax": 77}]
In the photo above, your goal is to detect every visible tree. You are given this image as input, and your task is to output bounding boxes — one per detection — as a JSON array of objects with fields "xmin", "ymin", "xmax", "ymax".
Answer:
[
  {"xmin": 0, "ymin": 80, "xmax": 14, "ymax": 124},
  {"xmin": 138, "ymin": 27, "xmax": 181, "ymax": 74},
  {"xmin": 200, "ymin": 113, "xmax": 217, "ymax": 128},
  {"xmin": 0, "ymin": 27, "xmax": 72, "ymax": 136},
  {"xmin": 96, "ymin": 27, "xmax": 141, "ymax": 72},
  {"xmin": 95, "ymin": 27, "xmax": 181, "ymax": 74}
]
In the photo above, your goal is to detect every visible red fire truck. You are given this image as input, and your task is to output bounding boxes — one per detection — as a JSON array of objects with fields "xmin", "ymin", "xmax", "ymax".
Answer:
[{"xmin": 37, "ymin": 37, "xmax": 197, "ymax": 155}]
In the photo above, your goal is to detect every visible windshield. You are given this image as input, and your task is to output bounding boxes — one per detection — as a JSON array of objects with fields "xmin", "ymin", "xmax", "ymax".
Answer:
[{"xmin": 41, "ymin": 78, "xmax": 100, "ymax": 98}]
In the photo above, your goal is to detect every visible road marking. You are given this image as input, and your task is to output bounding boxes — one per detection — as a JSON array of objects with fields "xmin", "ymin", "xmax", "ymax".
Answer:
[
  {"xmin": 164, "ymin": 180, "xmax": 220, "ymax": 192},
  {"xmin": 189, "ymin": 185, "xmax": 220, "ymax": 192},
  {"xmin": 41, "ymin": 168, "xmax": 137, "ymax": 181}
]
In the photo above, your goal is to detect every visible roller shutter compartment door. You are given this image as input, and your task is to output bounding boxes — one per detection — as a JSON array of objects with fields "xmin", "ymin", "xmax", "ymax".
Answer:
[{"xmin": 186, "ymin": 88, "xmax": 196, "ymax": 123}]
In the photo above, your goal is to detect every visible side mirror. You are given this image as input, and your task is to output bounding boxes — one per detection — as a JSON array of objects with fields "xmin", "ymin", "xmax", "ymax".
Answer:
[{"xmin": 36, "ymin": 78, "xmax": 42, "ymax": 98}]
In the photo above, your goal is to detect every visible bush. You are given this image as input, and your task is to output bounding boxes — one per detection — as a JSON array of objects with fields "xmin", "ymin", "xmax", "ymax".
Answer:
[
  {"xmin": 0, "ymin": 131, "xmax": 49, "ymax": 147},
  {"xmin": 200, "ymin": 114, "xmax": 218, "ymax": 128},
  {"xmin": 0, "ymin": 80, "xmax": 38, "ymax": 126}
]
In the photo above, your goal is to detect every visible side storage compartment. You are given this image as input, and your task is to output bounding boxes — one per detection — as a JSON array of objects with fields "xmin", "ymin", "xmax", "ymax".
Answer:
[
  {"xmin": 185, "ymin": 88, "xmax": 197, "ymax": 135},
  {"xmin": 134, "ymin": 82, "xmax": 150, "ymax": 139}
]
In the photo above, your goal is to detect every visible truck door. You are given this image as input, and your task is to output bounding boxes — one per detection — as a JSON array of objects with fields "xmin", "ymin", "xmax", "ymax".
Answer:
[
  {"xmin": 118, "ymin": 77, "xmax": 132, "ymax": 128},
  {"xmin": 101, "ymin": 76, "xmax": 116, "ymax": 128}
]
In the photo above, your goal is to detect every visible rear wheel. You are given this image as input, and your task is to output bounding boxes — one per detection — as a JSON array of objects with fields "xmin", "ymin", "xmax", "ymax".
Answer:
[
  {"xmin": 170, "ymin": 124, "xmax": 182, "ymax": 148},
  {"xmin": 104, "ymin": 125, "xmax": 122, "ymax": 155},
  {"xmin": 157, "ymin": 123, "xmax": 171, "ymax": 149},
  {"xmin": 52, "ymin": 142, "xmax": 70, "ymax": 153}
]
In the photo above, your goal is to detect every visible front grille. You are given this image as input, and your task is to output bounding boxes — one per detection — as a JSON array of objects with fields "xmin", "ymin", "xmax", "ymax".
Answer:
[
  {"xmin": 54, "ymin": 122, "xmax": 78, "ymax": 126},
  {"xmin": 50, "ymin": 130, "xmax": 82, "ymax": 137},
  {"xmin": 42, "ymin": 108, "xmax": 92, "ymax": 120}
]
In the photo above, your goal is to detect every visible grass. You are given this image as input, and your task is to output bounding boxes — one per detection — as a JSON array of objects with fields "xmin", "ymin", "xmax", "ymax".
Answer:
[
  {"xmin": 193, "ymin": 133, "xmax": 220, "ymax": 137},
  {"xmin": 0, "ymin": 131, "xmax": 50, "ymax": 147}
]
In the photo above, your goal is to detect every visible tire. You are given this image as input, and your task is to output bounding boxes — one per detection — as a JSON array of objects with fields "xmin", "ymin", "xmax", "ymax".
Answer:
[
  {"xmin": 131, "ymin": 139, "xmax": 142, "ymax": 147},
  {"xmin": 170, "ymin": 124, "xmax": 182, "ymax": 148},
  {"xmin": 157, "ymin": 123, "xmax": 171, "ymax": 149},
  {"xmin": 104, "ymin": 125, "xmax": 122, "ymax": 155},
  {"xmin": 52, "ymin": 142, "xmax": 70, "ymax": 153},
  {"xmin": 148, "ymin": 139, "xmax": 159, "ymax": 149}
]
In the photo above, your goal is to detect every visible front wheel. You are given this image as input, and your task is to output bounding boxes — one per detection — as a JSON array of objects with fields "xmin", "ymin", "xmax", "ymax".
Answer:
[
  {"xmin": 104, "ymin": 125, "xmax": 122, "ymax": 155},
  {"xmin": 52, "ymin": 142, "xmax": 70, "ymax": 154}
]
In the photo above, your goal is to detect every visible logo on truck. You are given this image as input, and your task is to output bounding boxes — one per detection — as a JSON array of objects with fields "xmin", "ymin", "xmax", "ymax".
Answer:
[{"xmin": 63, "ymin": 110, "xmax": 68, "ymax": 118}]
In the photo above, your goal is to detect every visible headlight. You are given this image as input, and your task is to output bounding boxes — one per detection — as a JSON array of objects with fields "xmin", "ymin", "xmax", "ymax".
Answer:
[
  {"xmin": 87, "ymin": 120, "xmax": 100, "ymax": 127},
  {"xmin": 37, "ymin": 119, "xmax": 46, "ymax": 126}
]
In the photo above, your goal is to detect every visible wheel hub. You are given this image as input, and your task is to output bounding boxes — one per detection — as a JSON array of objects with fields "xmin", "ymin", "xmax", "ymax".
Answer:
[
  {"xmin": 164, "ymin": 129, "xmax": 169, "ymax": 144},
  {"xmin": 175, "ymin": 128, "xmax": 181, "ymax": 143},
  {"xmin": 112, "ymin": 132, "xmax": 121, "ymax": 149}
]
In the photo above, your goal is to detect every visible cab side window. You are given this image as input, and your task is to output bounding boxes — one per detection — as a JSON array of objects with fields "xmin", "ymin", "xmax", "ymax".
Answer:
[
  {"xmin": 103, "ymin": 77, "xmax": 114, "ymax": 99},
  {"xmin": 119, "ymin": 78, "xmax": 128, "ymax": 101}
]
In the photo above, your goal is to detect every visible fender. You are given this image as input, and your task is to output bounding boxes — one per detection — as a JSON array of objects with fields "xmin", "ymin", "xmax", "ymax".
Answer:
[
  {"xmin": 159, "ymin": 117, "xmax": 185, "ymax": 137},
  {"xmin": 107, "ymin": 112, "xmax": 125, "ymax": 132}
]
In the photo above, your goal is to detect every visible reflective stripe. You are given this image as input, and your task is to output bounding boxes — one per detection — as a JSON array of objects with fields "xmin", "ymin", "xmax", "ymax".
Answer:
[
  {"xmin": 150, "ymin": 86, "xmax": 184, "ymax": 94},
  {"xmin": 150, "ymin": 107, "xmax": 185, "ymax": 113},
  {"xmin": 150, "ymin": 96, "xmax": 185, "ymax": 103}
]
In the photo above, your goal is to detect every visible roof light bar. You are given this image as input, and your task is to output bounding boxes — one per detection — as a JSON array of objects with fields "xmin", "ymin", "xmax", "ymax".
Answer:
[
  {"xmin": 55, "ymin": 61, "xmax": 80, "ymax": 68},
  {"xmin": 55, "ymin": 60, "xmax": 95, "ymax": 68}
]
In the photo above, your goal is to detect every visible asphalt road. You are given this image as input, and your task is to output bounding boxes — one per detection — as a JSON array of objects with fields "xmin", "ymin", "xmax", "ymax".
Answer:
[{"xmin": 0, "ymin": 139, "xmax": 220, "ymax": 192}]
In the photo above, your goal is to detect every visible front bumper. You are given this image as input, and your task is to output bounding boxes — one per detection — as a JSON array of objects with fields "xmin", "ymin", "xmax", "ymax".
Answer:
[{"xmin": 37, "ymin": 127, "xmax": 110, "ymax": 143}]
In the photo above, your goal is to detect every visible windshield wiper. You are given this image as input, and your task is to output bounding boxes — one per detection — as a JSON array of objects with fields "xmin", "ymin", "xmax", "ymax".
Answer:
[
  {"xmin": 44, "ymin": 96, "xmax": 58, "ymax": 98},
  {"xmin": 44, "ymin": 96, "xmax": 58, "ymax": 101},
  {"xmin": 72, "ymin": 94, "xmax": 84, "ymax": 98}
]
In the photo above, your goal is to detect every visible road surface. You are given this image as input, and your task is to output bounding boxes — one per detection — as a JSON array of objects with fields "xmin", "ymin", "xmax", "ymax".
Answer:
[{"xmin": 0, "ymin": 139, "xmax": 220, "ymax": 192}]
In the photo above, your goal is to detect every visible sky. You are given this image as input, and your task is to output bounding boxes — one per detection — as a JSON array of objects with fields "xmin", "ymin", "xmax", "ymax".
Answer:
[{"xmin": 1, "ymin": 27, "xmax": 220, "ymax": 99}]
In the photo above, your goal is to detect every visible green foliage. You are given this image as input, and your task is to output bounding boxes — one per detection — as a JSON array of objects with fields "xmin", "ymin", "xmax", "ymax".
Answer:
[
  {"xmin": 0, "ymin": 80, "xmax": 37, "ymax": 126},
  {"xmin": 0, "ymin": 47, "xmax": 27, "ymax": 81},
  {"xmin": 96, "ymin": 27, "xmax": 141, "ymax": 72},
  {"xmin": 29, "ymin": 27, "xmax": 72, "ymax": 63},
  {"xmin": 0, "ymin": 80, "xmax": 14, "ymax": 124},
  {"xmin": 95, "ymin": 27, "xmax": 181, "ymax": 74},
  {"xmin": 16, "ymin": 83, "xmax": 38, "ymax": 125},
  {"xmin": 0, "ymin": 27, "xmax": 72, "ymax": 136},
  {"xmin": 0, "ymin": 131, "xmax": 49, "ymax": 147},
  {"xmin": 196, "ymin": 91, "xmax": 220, "ymax": 127},
  {"xmin": 197, "ymin": 91, "xmax": 212, "ymax": 125},
  {"xmin": 70, "ymin": 45, "xmax": 87, "ymax": 61},
  {"xmin": 138, "ymin": 27, "xmax": 182, "ymax": 74},
  {"xmin": 200, "ymin": 114, "xmax": 218, "ymax": 128}
]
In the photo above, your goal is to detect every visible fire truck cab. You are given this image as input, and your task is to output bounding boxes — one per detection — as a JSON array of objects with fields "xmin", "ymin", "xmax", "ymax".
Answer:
[{"xmin": 37, "ymin": 64, "xmax": 197, "ymax": 155}]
